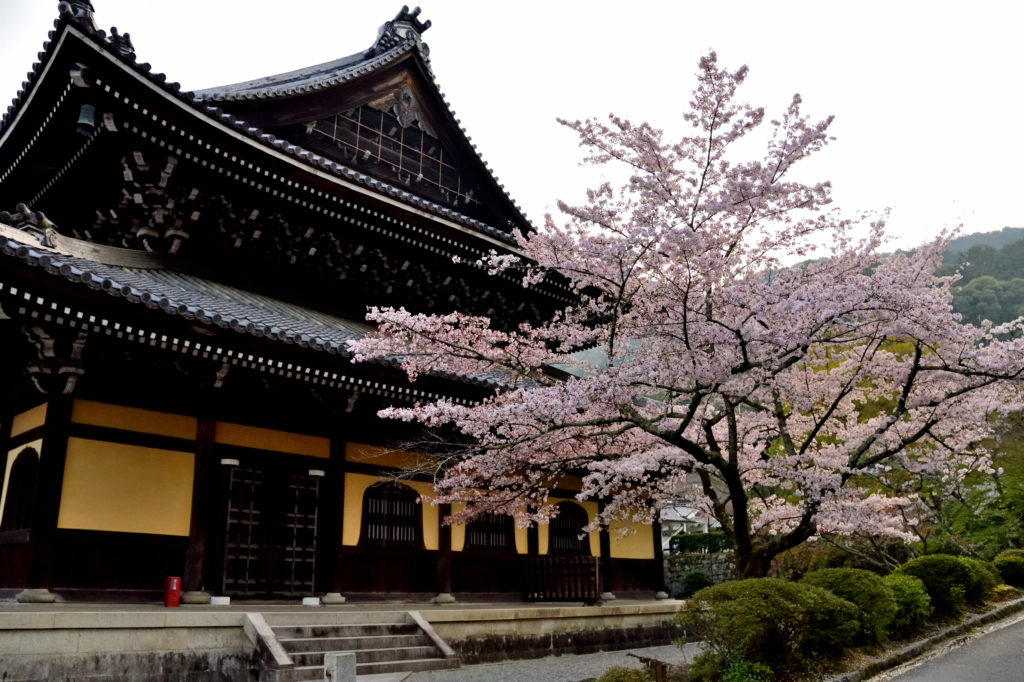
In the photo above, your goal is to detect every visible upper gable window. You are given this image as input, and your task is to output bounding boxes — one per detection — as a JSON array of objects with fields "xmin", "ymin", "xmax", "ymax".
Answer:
[{"xmin": 304, "ymin": 105, "xmax": 477, "ymax": 209}]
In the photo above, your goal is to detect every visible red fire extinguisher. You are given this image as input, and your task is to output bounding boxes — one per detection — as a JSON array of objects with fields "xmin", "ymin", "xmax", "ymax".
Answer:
[{"xmin": 164, "ymin": 576, "xmax": 181, "ymax": 607}]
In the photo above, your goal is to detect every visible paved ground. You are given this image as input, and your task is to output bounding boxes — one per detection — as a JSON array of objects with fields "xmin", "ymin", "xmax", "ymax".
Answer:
[
  {"xmin": 407, "ymin": 643, "xmax": 701, "ymax": 682},
  {"xmin": 880, "ymin": 612, "xmax": 1024, "ymax": 682}
]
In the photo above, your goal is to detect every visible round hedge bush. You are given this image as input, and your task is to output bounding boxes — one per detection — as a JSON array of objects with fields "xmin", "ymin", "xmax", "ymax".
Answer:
[
  {"xmin": 994, "ymin": 555, "xmax": 1024, "ymax": 586},
  {"xmin": 801, "ymin": 568, "xmax": 898, "ymax": 642},
  {"xmin": 679, "ymin": 578, "xmax": 859, "ymax": 679},
  {"xmin": 883, "ymin": 573, "xmax": 932, "ymax": 637},
  {"xmin": 996, "ymin": 548, "xmax": 1024, "ymax": 560},
  {"xmin": 958, "ymin": 557, "xmax": 1001, "ymax": 603},
  {"xmin": 896, "ymin": 554, "xmax": 970, "ymax": 617}
]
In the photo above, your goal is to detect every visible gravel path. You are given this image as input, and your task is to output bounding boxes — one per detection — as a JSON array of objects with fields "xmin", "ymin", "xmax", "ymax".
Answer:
[{"xmin": 407, "ymin": 643, "xmax": 702, "ymax": 682}]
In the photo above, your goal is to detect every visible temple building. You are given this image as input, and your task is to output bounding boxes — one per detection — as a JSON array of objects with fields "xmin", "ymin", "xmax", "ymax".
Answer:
[{"xmin": 0, "ymin": 2, "xmax": 664, "ymax": 603}]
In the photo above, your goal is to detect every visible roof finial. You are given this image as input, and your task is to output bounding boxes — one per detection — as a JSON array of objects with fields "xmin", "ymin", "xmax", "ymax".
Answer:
[
  {"xmin": 366, "ymin": 6, "xmax": 432, "ymax": 58},
  {"xmin": 57, "ymin": 1, "xmax": 100, "ymax": 32}
]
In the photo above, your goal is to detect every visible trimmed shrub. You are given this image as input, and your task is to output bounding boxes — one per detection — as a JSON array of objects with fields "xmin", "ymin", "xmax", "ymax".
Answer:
[
  {"xmin": 990, "ymin": 584, "xmax": 1020, "ymax": 601},
  {"xmin": 996, "ymin": 548, "xmax": 1024, "ymax": 560},
  {"xmin": 959, "ymin": 557, "xmax": 1001, "ymax": 603},
  {"xmin": 801, "ymin": 568, "xmax": 898, "ymax": 642},
  {"xmin": 722, "ymin": 659, "xmax": 773, "ymax": 682},
  {"xmin": 896, "ymin": 554, "xmax": 971, "ymax": 617},
  {"xmin": 682, "ymin": 570, "xmax": 714, "ymax": 597},
  {"xmin": 883, "ymin": 573, "xmax": 932, "ymax": 637},
  {"xmin": 597, "ymin": 666, "xmax": 651, "ymax": 682},
  {"xmin": 994, "ymin": 555, "xmax": 1024, "ymax": 586},
  {"xmin": 679, "ymin": 578, "xmax": 859, "ymax": 680}
]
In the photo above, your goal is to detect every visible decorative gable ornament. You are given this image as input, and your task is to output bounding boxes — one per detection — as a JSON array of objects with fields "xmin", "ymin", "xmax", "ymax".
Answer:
[{"xmin": 366, "ymin": 6, "xmax": 432, "ymax": 59}]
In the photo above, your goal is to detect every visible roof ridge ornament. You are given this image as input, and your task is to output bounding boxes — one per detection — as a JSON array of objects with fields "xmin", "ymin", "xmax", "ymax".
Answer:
[
  {"xmin": 366, "ymin": 6, "xmax": 432, "ymax": 58},
  {"xmin": 57, "ymin": 0, "xmax": 99, "ymax": 32},
  {"xmin": 1, "ymin": 203, "xmax": 58, "ymax": 247}
]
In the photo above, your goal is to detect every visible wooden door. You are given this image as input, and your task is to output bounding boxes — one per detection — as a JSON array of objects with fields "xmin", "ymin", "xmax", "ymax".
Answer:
[{"xmin": 221, "ymin": 463, "xmax": 319, "ymax": 598}]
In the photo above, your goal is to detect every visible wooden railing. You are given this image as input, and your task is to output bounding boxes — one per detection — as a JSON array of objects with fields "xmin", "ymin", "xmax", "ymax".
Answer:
[{"xmin": 524, "ymin": 555, "xmax": 601, "ymax": 602}]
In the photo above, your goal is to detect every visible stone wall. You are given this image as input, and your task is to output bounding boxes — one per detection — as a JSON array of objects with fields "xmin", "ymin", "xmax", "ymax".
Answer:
[
  {"xmin": 665, "ymin": 552, "xmax": 734, "ymax": 597},
  {"xmin": 0, "ymin": 611, "xmax": 255, "ymax": 681},
  {"xmin": 425, "ymin": 602, "xmax": 685, "ymax": 664}
]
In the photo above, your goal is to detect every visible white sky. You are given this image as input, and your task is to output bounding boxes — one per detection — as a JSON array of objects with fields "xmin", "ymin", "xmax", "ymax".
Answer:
[{"xmin": 2, "ymin": 1, "xmax": 1022, "ymax": 251}]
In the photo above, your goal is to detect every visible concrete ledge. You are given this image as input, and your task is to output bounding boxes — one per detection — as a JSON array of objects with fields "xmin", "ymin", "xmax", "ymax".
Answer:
[
  {"xmin": 423, "ymin": 601, "xmax": 684, "ymax": 639},
  {"xmin": 421, "ymin": 601, "xmax": 685, "ymax": 664},
  {"xmin": 0, "ymin": 610, "xmax": 246, "ymax": 630}
]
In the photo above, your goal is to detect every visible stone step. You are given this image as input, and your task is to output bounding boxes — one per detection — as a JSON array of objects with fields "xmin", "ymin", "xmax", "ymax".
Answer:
[
  {"xmin": 273, "ymin": 622, "xmax": 417, "ymax": 639},
  {"xmin": 357, "ymin": 657, "xmax": 459, "ymax": 676},
  {"xmin": 264, "ymin": 611, "xmax": 412, "ymax": 627},
  {"xmin": 289, "ymin": 645, "xmax": 439, "ymax": 667},
  {"xmin": 279, "ymin": 633, "xmax": 430, "ymax": 653}
]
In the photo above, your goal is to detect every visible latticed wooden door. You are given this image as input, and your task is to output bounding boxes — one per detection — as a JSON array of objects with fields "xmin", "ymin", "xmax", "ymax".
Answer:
[{"xmin": 222, "ymin": 465, "xmax": 319, "ymax": 597}]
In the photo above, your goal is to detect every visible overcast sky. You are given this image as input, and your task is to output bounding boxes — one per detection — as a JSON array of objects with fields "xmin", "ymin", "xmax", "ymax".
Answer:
[{"xmin": 2, "ymin": 1, "xmax": 1021, "ymax": 251}]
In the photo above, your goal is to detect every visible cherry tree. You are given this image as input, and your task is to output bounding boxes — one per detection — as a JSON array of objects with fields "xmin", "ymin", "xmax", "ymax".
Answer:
[{"xmin": 349, "ymin": 53, "xmax": 1024, "ymax": 578}]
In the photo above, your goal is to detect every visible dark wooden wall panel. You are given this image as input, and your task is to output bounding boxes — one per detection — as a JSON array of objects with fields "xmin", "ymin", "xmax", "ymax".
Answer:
[
  {"xmin": 452, "ymin": 552, "xmax": 524, "ymax": 593},
  {"xmin": 340, "ymin": 547, "xmax": 437, "ymax": 592},
  {"xmin": 52, "ymin": 530, "xmax": 188, "ymax": 591}
]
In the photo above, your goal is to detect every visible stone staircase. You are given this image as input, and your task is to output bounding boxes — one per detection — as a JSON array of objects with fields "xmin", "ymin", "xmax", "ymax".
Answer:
[{"xmin": 259, "ymin": 611, "xmax": 459, "ymax": 681}]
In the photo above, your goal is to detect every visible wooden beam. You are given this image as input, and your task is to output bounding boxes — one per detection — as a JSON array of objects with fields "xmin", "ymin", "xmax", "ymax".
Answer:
[
  {"xmin": 182, "ymin": 416, "xmax": 215, "ymax": 601},
  {"xmin": 24, "ymin": 396, "xmax": 72, "ymax": 594}
]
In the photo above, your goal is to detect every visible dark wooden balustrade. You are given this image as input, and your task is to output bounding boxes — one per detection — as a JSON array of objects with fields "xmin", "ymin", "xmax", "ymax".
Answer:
[{"xmin": 524, "ymin": 555, "xmax": 601, "ymax": 602}]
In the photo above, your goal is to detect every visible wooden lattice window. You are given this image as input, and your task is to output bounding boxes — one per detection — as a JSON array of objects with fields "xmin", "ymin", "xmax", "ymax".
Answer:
[
  {"xmin": 548, "ymin": 501, "xmax": 590, "ymax": 556},
  {"xmin": 360, "ymin": 483, "xmax": 422, "ymax": 549},
  {"xmin": 307, "ymin": 106, "xmax": 476, "ymax": 207},
  {"xmin": 0, "ymin": 448, "xmax": 38, "ymax": 531},
  {"xmin": 464, "ymin": 510, "xmax": 515, "ymax": 552}
]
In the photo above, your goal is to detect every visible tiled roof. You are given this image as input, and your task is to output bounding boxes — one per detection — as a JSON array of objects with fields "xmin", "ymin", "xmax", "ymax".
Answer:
[
  {"xmin": 192, "ymin": 8, "xmax": 531, "ymax": 239},
  {"xmin": 193, "ymin": 42, "xmax": 421, "ymax": 103},
  {"xmin": 1, "ymin": 5, "xmax": 524, "ymax": 247},
  {"xmin": 0, "ymin": 210, "xmax": 504, "ymax": 389},
  {"xmin": 0, "ymin": 220, "xmax": 368, "ymax": 354}
]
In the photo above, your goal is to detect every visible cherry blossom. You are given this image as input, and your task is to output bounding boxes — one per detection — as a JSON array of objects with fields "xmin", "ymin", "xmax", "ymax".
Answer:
[{"xmin": 349, "ymin": 52, "xmax": 1024, "ymax": 577}]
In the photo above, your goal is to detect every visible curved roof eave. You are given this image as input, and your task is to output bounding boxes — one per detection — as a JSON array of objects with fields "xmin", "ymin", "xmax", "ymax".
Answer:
[{"xmin": 1, "ymin": 13, "xmax": 526, "ymax": 251}]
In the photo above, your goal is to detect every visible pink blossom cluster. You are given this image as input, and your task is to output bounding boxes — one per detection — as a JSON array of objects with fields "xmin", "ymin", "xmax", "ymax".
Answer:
[{"xmin": 348, "ymin": 52, "xmax": 1024, "ymax": 576}]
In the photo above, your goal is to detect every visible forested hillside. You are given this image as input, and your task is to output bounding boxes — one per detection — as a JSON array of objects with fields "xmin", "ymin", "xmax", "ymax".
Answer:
[
  {"xmin": 941, "ymin": 227, "xmax": 1024, "ymax": 264},
  {"xmin": 937, "ymin": 227, "xmax": 1024, "ymax": 326}
]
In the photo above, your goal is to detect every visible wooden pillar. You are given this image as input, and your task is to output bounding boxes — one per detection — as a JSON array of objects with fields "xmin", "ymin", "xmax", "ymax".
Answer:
[
  {"xmin": 434, "ymin": 502, "xmax": 454, "ymax": 602},
  {"xmin": 18, "ymin": 396, "xmax": 72, "ymax": 602},
  {"xmin": 527, "ymin": 524, "xmax": 539, "ymax": 555},
  {"xmin": 652, "ymin": 517, "xmax": 668, "ymax": 598},
  {"xmin": 181, "ymin": 417, "xmax": 216, "ymax": 603},
  {"xmin": 322, "ymin": 427, "xmax": 347, "ymax": 604},
  {"xmin": 598, "ymin": 500, "xmax": 614, "ymax": 599}
]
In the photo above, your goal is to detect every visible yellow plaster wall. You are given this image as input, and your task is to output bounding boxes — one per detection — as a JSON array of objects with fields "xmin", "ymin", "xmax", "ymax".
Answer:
[
  {"xmin": 215, "ymin": 422, "xmax": 329, "ymax": 458},
  {"xmin": 515, "ymin": 526, "xmax": 529, "ymax": 554},
  {"xmin": 451, "ymin": 502, "xmax": 466, "ymax": 552},
  {"xmin": 56, "ymin": 438, "xmax": 194, "ymax": 536},
  {"xmin": 345, "ymin": 443, "xmax": 435, "ymax": 471},
  {"xmin": 609, "ymin": 520, "xmax": 655, "ymax": 559},
  {"xmin": 0, "ymin": 440, "xmax": 42, "ymax": 529},
  {"xmin": 539, "ymin": 498, "xmax": 600, "ymax": 556},
  {"xmin": 342, "ymin": 472, "xmax": 439, "ymax": 550},
  {"xmin": 10, "ymin": 404, "xmax": 47, "ymax": 437},
  {"xmin": 71, "ymin": 400, "xmax": 197, "ymax": 439}
]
